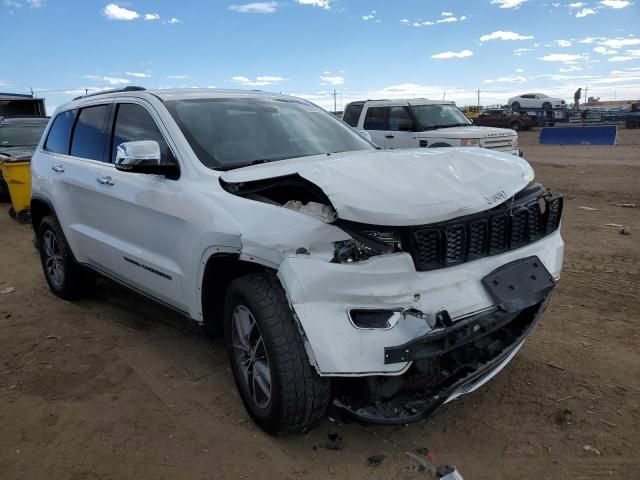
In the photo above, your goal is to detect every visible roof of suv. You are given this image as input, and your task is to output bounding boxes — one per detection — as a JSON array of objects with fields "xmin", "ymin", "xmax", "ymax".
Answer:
[
  {"xmin": 0, "ymin": 116, "xmax": 50, "ymax": 125},
  {"xmin": 348, "ymin": 98, "xmax": 456, "ymax": 107}
]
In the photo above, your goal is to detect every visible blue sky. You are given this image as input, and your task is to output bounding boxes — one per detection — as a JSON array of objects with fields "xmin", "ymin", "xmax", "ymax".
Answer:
[{"xmin": 2, "ymin": 0, "xmax": 639, "ymax": 113}]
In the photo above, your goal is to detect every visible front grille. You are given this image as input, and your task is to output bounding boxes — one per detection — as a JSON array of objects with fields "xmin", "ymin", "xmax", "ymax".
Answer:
[{"xmin": 408, "ymin": 192, "xmax": 562, "ymax": 272}]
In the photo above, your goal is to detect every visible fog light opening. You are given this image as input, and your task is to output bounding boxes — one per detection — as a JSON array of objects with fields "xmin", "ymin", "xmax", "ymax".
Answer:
[{"xmin": 349, "ymin": 309, "xmax": 401, "ymax": 329}]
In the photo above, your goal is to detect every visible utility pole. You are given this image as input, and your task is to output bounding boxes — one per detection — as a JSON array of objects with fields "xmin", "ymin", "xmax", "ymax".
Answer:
[
  {"xmin": 332, "ymin": 89, "xmax": 337, "ymax": 113},
  {"xmin": 442, "ymin": 89, "xmax": 446, "ymax": 100},
  {"xmin": 584, "ymin": 85, "xmax": 588, "ymax": 105},
  {"xmin": 477, "ymin": 88, "xmax": 480, "ymax": 108}
]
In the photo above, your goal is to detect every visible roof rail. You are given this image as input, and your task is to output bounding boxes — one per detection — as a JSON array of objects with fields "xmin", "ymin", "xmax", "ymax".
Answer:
[{"xmin": 73, "ymin": 86, "xmax": 146, "ymax": 101}]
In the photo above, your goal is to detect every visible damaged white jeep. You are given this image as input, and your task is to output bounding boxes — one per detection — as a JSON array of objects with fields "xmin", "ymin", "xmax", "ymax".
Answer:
[{"xmin": 30, "ymin": 88, "xmax": 564, "ymax": 435}]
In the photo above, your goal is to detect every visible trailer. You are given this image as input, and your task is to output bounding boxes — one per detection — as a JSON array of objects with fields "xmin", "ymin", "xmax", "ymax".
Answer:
[{"xmin": 0, "ymin": 93, "xmax": 46, "ymax": 117}]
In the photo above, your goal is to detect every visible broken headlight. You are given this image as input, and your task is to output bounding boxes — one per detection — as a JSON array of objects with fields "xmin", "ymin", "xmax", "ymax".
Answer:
[{"xmin": 332, "ymin": 229, "xmax": 402, "ymax": 263}]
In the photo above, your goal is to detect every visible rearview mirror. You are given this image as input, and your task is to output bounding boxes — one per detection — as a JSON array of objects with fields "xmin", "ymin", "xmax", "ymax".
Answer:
[{"xmin": 115, "ymin": 141, "xmax": 179, "ymax": 178}]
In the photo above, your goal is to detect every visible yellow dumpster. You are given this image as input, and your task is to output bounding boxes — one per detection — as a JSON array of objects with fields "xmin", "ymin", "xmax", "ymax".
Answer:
[{"xmin": 0, "ymin": 160, "xmax": 31, "ymax": 223}]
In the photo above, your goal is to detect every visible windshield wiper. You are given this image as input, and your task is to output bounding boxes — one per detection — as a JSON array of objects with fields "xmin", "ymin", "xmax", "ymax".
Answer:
[{"xmin": 214, "ymin": 158, "xmax": 282, "ymax": 171}]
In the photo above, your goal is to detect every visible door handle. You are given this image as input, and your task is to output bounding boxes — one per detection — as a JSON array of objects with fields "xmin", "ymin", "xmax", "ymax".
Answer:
[
  {"xmin": 385, "ymin": 134, "xmax": 395, "ymax": 139},
  {"xmin": 51, "ymin": 164, "xmax": 64, "ymax": 173},
  {"xmin": 96, "ymin": 175, "xmax": 114, "ymax": 186}
]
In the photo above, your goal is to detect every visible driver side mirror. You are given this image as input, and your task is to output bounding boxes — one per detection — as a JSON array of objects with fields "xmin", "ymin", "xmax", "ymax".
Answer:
[
  {"xmin": 357, "ymin": 129, "xmax": 373, "ymax": 143},
  {"xmin": 115, "ymin": 141, "xmax": 179, "ymax": 178}
]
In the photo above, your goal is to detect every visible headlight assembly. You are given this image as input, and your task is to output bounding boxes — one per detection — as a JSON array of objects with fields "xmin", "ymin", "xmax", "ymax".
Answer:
[
  {"xmin": 460, "ymin": 138, "xmax": 481, "ymax": 147},
  {"xmin": 332, "ymin": 228, "xmax": 402, "ymax": 264}
]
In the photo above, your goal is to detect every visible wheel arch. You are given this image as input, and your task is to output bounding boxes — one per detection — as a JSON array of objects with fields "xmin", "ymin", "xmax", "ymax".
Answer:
[
  {"xmin": 428, "ymin": 142, "xmax": 453, "ymax": 148},
  {"xmin": 199, "ymin": 251, "xmax": 276, "ymax": 335},
  {"xmin": 30, "ymin": 194, "xmax": 55, "ymax": 235}
]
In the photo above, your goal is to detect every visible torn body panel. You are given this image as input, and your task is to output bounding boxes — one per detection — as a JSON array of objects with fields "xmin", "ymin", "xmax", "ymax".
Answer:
[{"xmin": 277, "ymin": 229, "xmax": 563, "ymax": 376}]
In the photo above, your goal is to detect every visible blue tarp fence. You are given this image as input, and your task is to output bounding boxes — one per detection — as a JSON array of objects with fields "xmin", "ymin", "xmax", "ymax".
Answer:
[{"xmin": 539, "ymin": 125, "xmax": 617, "ymax": 145}]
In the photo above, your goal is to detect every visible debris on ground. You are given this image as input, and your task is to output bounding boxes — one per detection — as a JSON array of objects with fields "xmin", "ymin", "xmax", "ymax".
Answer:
[
  {"xmin": 546, "ymin": 361, "xmax": 567, "ymax": 371},
  {"xmin": 583, "ymin": 445, "xmax": 601, "ymax": 455},
  {"xmin": 367, "ymin": 454, "xmax": 386, "ymax": 467},
  {"xmin": 614, "ymin": 203, "xmax": 636, "ymax": 208},
  {"xmin": 324, "ymin": 433, "xmax": 344, "ymax": 450},
  {"xmin": 0, "ymin": 287, "xmax": 15, "ymax": 294},
  {"xmin": 604, "ymin": 223, "xmax": 623, "ymax": 228},
  {"xmin": 619, "ymin": 227, "xmax": 631, "ymax": 235},
  {"xmin": 578, "ymin": 206, "xmax": 597, "ymax": 211},
  {"xmin": 405, "ymin": 450, "xmax": 465, "ymax": 479},
  {"xmin": 553, "ymin": 408, "xmax": 573, "ymax": 427}
]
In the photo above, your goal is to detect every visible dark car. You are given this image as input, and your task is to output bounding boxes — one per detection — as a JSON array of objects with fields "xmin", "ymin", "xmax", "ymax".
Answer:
[
  {"xmin": 473, "ymin": 109, "xmax": 537, "ymax": 131},
  {"xmin": 0, "ymin": 116, "xmax": 49, "ymax": 200}
]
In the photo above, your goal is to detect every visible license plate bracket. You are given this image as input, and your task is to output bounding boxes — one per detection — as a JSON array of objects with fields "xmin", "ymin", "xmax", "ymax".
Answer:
[{"xmin": 482, "ymin": 256, "xmax": 555, "ymax": 312}]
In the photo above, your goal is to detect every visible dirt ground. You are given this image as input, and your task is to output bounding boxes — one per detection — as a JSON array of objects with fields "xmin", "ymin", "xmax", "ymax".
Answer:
[{"xmin": 1, "ymin": 128, "xmax": 638, "ymax": 480}]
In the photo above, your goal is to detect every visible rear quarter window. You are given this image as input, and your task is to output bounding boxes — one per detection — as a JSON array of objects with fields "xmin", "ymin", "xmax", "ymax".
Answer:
[
  {"xmin": 44, "ymin": 110, "xmax": 76, "ymax": 154},
  {"xmin": 343, "ymin": 104, "xmax": 364, "ymax": 127}
]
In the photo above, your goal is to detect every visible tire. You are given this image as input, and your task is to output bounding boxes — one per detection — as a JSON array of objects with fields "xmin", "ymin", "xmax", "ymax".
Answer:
[
  {"xmin": 511, "ymin": 101, "xmax": 521, "ymax": 111},
  {"xmin": 8, "ymin": 206, "xmax": 16, "ymax": 219},
  {"xmin": 510, "ymin": 121, "xmax": 522, "ymax": 132},
  {"xmin": 542, "ymin": 102, "xmax": 552, "ymax": 110},
  {"xmin": 626, "ymin": 120, "xmax": 637, "ymax": 129},
  {"xmin": 37, "ymin": 215, "xmax": 93, "ymax": 300},
  {"xmin": 224, "ymin": 272, "xmax": 330, "ymax": 435}
]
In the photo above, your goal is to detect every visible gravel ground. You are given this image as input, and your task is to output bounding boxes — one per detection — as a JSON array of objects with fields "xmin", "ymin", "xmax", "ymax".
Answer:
[{"xmin": 0, "ymin": 128, "xmax": 638, "ymax": 480}]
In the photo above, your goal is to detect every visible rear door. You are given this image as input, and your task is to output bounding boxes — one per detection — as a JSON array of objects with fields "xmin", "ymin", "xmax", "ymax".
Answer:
[
  {"xmin": 384, "ymin": 106, "xmax": 418, "ymax": 149},
  {"xmin": 362, "ymin": 106, "xmax": 389, "ymax": 147}
]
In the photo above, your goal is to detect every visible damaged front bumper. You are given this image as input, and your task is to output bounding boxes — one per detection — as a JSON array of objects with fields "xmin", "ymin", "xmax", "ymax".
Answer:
[{"xmin": 334, "ymin": 296, "xmax": 550, "ymax": 424}]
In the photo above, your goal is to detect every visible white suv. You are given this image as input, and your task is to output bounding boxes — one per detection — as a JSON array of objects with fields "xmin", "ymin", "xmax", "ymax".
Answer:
[
  {"xmin": 30, "ymin": 87, "xmax": 564, "ymax": 435},
  {"xmin": 343, "ymin": 99, "xmax": 520, "ymax": 155}
]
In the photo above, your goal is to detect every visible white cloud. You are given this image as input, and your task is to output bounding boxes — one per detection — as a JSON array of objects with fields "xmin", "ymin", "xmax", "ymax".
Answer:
[
  {"xmin": 436, "ymin": 16, "xmax": 457, "ymax": 23},
  {"xmin": 490, "ymin": 0, "xmax": 527, "ymax": 8},
  {"xmin": 515, "ymin": 68, "xmax": 525, "ymax": 72},
  {"xmin": 144, "ymin": 13, "xmax": 160, "ymax": 20},
  {"xmin": 167, "ymin": 75, "xmax": 189, "ymax": 80},
  {"xmin": 567, "ymin": 2, "xmax": 585, "ymax": 7},
  {"xmin": 103, "ymin": 76, "xmax": 130, "ymax": 85},
  {"xmin": 400, "ymin": 18, "xmax": 409, "ymax": 23},
  {"xmin": 441, "ymin": 11, "xmax": 453, "ymax": 16},
  {"xmin": 320, "ymin": 75, "xmax": 344, "ymax": 86},
  {"xmin": 578, "ymin": 36, "xmax": 601, "ymax": 44},
  {"xmin": 296, "ymin": 0, "xmax": 330, "ymax": 9},
  {"xmin": 539, "ymin": 53, "xmax": 587, "ymax": 62},
  {"xmin": 594, "ymin": 46, "xmax": 618, "ymax": 54},
  {"xmin": 601, "ymin": 37, "xmax": 640, "ymax": 48},
  {"xmin": 575, "ymin": 7, "xmax": 596, "ymax": 16},
  {"xmin": 231, "ymin": 75, "xmax": 287, "ymax": 86},
  {"xmin": 609, "ymin": 49, "xmax": 640, "ymax": 61},
  {"xmin": 559, "ymin": 65, "xmax": 582, "ymax": 72},
  {"xmin": 165, "ymin": 17, "xmax": 180, "ymax": 23},
  {"xmin": 556, "ymin": 39, "xmax": 572, "ymax": 47},
  {"xmin": 362, "ymin": 10, "xmax": 375, "ymax": 21},
  {"xmin": 126, "ymin": 72, "xmax": 151, "ymax": 78},
  {"xmin": 514, "ymin": 47, "xmax": 535, "ymax": 55},
  {"xmin": 480, "ymin": 30, "xmax": 534, "ymax": 42},
  {"xmin": 431, "ymin": 49, "xmax": 474, "ymax": 59},
  {"xmin": 26, "ymin": 0, "xmax": 41, "ymax": 7},
  {"xmin": 600, "ymin": 0, "xmax": 631, "ymax": 8},
  {"xmin": 483, "ymin": 76, "xmax": 527, "ymax": 83},
  {"xmin": 229, "ymin": 2, "xmax": 278, "ymax": 13},
  {"xmin": 102, "ymin": 3, "xmax": 139, "ymax": 20}
]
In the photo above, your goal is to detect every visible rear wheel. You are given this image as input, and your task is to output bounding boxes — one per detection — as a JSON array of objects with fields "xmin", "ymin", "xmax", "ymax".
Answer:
[
  {"xmin": 626, "ymin": 120, "xmax": 637, "ymax": 129},
  {"xmin": 542, "ymin": 102, "xmax": 552, "ymax": 110},
  {"xmin": 510, "ymin": 120, "xmax": 522, "ymax": 131},
  {"xmin": 511, "ymin": 101, "xmax": 521, "ymax": 111},
  {"xmin": 37, "ymin": 215, "xmax": 93, "ymax": 300},
  {"xmin": 224, "ymin": 272, "xmax": 330, "ymax": 435}
]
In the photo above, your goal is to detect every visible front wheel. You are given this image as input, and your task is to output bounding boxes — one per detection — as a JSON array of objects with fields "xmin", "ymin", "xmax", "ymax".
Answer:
[
  {"xmin": 37, "ymin": 215, "xmax": 93, "ymax": 300},
  {"xmin": 542, "ymin": 102, "xmax": 552, "ymax": 110},
  {"xmin": 224, "ymin": 272, "xmax": 330, "ymax": 435},
  {"xmin": 511, "ymin": 101, "xmax": 521, "ymax": 111},
  {"xmin": 510, "ymin": 121, "xmax": 522, "ymax": 131}
]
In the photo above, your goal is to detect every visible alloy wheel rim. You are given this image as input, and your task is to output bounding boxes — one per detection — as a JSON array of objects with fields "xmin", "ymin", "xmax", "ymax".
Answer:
[
  {"xmin": 231, "ymin": 305, "xmax": 272, "ymax": 409},
  {"xmin": 43, "ymin": 230, "xmax": 64, "ymax": 288}
]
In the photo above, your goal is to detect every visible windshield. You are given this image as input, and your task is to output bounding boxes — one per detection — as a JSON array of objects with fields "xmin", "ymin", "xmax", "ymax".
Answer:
[
  {"xmin": 0, "ymin": 124, "xmax": 47, "ymax": 147},
  {"xmin": 411, "ymin": 104, "xmax": 472, "ymax": 130},
  {"xmin": 165, "ymin": 97, "xmax": 374, "ymax": 170}
]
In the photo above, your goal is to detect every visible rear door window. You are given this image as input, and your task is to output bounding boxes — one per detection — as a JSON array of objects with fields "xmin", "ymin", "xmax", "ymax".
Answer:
[
  {"xmin": 363, "ymin": 107, "xmax": 389, "ymax": 130},
  {"xmin": 44, "ymin": 110, "xmax": 76, "ymax": 154},
  {"xmin": 70, "ymin": 105, "xmax": 111, "ymax": 161},
  {"xmin": 111, "ymin": 103, "xmax": 172, "ymax": 164},
  {"xmin": 343, "ymin": 103, "xmax": 364, "ymax": 127}
]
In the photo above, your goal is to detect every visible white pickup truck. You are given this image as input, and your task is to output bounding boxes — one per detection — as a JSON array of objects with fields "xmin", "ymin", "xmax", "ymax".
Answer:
[{"xmin": 343, "ymin": 99, "xmax": 520, "ymax": 155}]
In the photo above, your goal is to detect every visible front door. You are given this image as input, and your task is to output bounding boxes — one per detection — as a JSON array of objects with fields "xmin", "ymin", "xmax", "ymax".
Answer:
[{"xmin": 384, "ymin": 106, "xmax": 418, "ymax": 149}]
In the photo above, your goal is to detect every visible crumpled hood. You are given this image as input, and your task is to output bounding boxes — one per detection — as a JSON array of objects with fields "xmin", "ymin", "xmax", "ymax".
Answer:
[
  {"xmin": 418, "ymin": 126, "xmax": 516, "ymax": 139},
  {"xmin": 0, "ymin": 146, "xmax": 36, "ymax": 162},
  {"xmin": 221, "ymin": 148, "xmax": 534, "ymax": 226}
]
